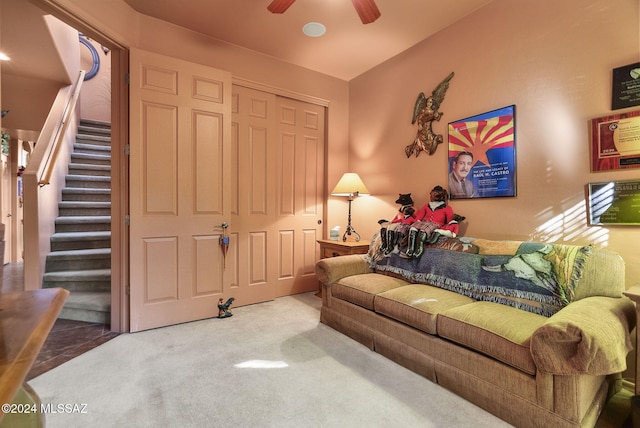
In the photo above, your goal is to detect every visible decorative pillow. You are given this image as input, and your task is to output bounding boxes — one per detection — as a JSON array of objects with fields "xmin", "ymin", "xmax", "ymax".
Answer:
[
  {"xmin": 472, "ymin": 238, "xmax": 522, "ymax": 255},
  {"xmin": 426, "ymin": 237, "xmax": 479, "ymax": 253}
]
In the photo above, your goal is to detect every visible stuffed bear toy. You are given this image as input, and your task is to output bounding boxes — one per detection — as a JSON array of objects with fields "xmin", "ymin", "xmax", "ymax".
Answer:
[
  {"xmin": 378, "ymin": 193, "xmax": 416, "ymax": 254},
  {"xmin": 404, "ymin": 185, "xmax": 465, "ymax": 258}
]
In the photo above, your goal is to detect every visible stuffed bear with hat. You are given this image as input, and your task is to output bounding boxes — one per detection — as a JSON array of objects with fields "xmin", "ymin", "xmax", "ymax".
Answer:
[{"xmin": 378, "ymin": 193, "xmax": 417, "ymax": 254}]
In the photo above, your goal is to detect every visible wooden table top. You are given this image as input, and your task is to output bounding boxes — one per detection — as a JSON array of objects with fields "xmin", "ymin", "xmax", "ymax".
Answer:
[
  {"xmin": 0, "ymin": 288, "xmax": 69, "ymax": 413},
  {"xmin": 317, "ymin": 239, "xmax": 371, "ymax": 247}
]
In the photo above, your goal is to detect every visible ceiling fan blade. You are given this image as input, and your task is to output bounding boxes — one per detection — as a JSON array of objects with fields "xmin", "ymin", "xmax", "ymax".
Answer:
[
  {"xmin": 267, "ymin": 0, "xmax": 296, "ymax": 14},
  {"xmin": 351, "ymin": 0, "xmax": 381, "ymax": 24}
]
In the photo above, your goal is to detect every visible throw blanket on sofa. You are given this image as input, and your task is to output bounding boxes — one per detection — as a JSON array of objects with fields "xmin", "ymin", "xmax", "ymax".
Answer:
[{"xmin": 369, "ymin": 236, "xmax": 592, "ymax": 317}]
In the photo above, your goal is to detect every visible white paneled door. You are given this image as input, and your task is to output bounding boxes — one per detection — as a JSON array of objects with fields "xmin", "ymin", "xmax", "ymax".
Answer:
[
  {"xmin": 230, "ymin": 86, "xmax": 325, "ymax": 303},
  {"xmin": 129, "ymin": 49, "xmax": 232, "ymax": 331},
  {"xmin": 273, "ymin": 94, "xmax": 325, "ymax": 296},
  {"xmin": 129, "ymin": 49, "xmax": 324, "ymax": 331}
]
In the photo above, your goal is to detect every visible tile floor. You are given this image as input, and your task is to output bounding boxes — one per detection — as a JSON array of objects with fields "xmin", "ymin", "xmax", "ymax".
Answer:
[{"xmin": 1, "ymin": 262, "xmax": 119, "ymax": 381}]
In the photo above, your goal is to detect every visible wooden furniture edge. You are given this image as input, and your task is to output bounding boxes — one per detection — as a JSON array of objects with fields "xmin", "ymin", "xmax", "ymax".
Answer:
[
  {"xmin": 623, "ymin": 285, "xmax": 640, "ymax": 395},
  {"xmin": 0, "ymin": 288, "xmax": 69, "ymax": 419}
]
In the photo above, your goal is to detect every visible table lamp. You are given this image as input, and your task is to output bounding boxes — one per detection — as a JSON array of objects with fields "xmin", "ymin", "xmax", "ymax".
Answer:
[{"xmin": 331, "ymin": 173, "xmax": 370, "ymax": 242}]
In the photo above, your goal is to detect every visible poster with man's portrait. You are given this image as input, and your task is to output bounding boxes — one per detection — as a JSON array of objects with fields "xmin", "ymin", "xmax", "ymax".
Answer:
[{"xmin": 447, "ymin": 105, "xmax": 517, "ymax": 199}]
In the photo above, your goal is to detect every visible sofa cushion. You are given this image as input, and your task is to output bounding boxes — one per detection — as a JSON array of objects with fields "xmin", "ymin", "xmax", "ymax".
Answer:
[
  {"xmin": 332, "ymin": 273, "xmax": 409, "ymax": 310},
  {"xmin": 530, "ymin": 296, "xmax": 635, "ymax": 375},
  {"xmin": 374, "ymin": 284, "xmax": 475, "ymax": 335},
  {"xmin": 438, "ymin": 301, "xmax": 546, "ymax": 375}
]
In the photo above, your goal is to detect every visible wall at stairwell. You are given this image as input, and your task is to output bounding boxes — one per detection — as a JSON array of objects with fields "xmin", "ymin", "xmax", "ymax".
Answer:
[
  {"xmin": 79, "ymin": 37, "xmax": 111, "ymax": 123},
  {"xmin": 20, "ymin": 15, "xmax": 83, "ymax": 289}
]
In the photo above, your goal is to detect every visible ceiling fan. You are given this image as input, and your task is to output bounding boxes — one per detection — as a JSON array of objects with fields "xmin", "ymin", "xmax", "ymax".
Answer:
[{"xmin": 267, "ymin": 0, "xmax": 381, "ymax": 24}]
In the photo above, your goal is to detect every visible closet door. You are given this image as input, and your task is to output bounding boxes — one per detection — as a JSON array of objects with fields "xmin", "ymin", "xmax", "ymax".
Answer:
[
  {"xmin": 273, "ymin": 95, "xmax": 325, "ymax": 297},
  {"xmin": 227, "ymin": 85, "xmax": 278, "ymax": 305},
  {"xmin": 228, "ymin": 86, "xmax": 325, "ymax": 304}
]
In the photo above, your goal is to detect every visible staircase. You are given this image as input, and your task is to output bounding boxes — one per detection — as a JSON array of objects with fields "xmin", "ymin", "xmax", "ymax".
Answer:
[{"xmin": 42, "ymin": 119, "xmax": 111, "ymax": 324}]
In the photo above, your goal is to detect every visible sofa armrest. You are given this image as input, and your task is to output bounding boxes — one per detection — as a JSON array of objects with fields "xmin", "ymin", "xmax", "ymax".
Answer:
[
  {"xmin": 315, "ymin": 254, "xmax": 372, "ymax": 285},
  {"xmin": 530, "ymin": 296, "xmax": 635, "ymax": 375}
]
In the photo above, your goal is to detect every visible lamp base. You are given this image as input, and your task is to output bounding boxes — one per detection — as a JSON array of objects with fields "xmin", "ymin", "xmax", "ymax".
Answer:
[
  {"xmin": 342, "ymin": 225, "xmax": 361, "ymax": 242},
  {"xmin": 341, "ymin": 195, "xmax": 362, "ymax": 242}
]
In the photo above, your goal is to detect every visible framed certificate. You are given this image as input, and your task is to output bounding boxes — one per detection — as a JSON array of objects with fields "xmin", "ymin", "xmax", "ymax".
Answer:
[
  {"xmin": 587, "ymin": 179, "xmax": 640, "ymax": 226},
  {"xmin": 612, "ymin": 62, "xmax": 640, "ymax": 110},
  {"xmin": 590, "ymin": 110, "xmax": 640, "ymax": 171}
]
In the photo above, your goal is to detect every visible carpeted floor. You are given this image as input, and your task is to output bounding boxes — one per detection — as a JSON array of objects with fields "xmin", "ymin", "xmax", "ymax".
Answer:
[{"xmin": 30, "ymin": 292, "xmax": 515, "ymax": 428}]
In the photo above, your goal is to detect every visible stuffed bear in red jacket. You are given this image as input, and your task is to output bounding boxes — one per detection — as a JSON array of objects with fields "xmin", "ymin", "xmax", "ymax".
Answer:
[
  {"xmin": 404, "ymin": 185, "xmax": 464, "ymax": 258},
  {"xmin": 378, "ymin": 193, "xmax": 416, "ymax": 254}
]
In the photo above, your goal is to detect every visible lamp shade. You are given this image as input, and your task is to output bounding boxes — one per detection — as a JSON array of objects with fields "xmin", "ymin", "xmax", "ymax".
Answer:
[{"xmin": 331, "ymin": 173, "xmax": 370, "ymax": 196}]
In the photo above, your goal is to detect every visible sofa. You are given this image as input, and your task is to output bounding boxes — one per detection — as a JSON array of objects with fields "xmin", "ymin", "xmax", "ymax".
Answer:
[{"xmin": 315, "ymin": 236, "xmax": 636, "ymax": 428}]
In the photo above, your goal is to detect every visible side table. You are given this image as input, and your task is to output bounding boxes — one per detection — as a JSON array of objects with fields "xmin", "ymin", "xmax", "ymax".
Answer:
[
  {"xmin": 317, "ymin": 239, "xmax": 371, "ymax": 259},
  {"xmin": 316, "ymin": 239, "xmax": 370, "ymax": 296}
]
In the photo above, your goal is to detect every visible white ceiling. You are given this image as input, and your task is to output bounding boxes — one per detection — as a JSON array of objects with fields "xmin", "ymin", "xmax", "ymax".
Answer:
[{"xmin": 123, "ymin": 0, "xmax": 493, "ymax": 81}]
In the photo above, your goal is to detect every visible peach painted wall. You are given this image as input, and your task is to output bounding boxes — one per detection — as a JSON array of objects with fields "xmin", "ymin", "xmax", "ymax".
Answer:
[
  {"xmin": 44, "ymin": 14, "xmax": 79, "ymax": 84},
  {"xmin": 79, "ymin": 37, "xmax": 111, "ymax": 123},
  {"xmin": 0, "ymin": 74, "xmax": 59, "ymax": 134},
  {"xmin": 348, "ymin": 0, "xmax": 640, "ymax": 289}
]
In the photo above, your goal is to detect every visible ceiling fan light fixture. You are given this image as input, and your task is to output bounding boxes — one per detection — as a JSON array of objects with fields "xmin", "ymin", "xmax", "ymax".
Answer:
[{"xmin": 302, "ymin": 22, "xmax": 326, "ymax": 37}]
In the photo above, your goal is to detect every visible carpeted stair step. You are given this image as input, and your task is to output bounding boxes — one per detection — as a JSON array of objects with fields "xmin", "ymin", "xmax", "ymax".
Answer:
[
  {"xmin": 78, "ymin": 124, "xmax": 111, "ymax": 135},
  {"xmin": 42, "ymin": 269, "xmax": 111, "ymax": 292},
  {"xmin": 76, "ymin": 125, "xmax": 111, "ymax": 137},
  {"xmin": 45, "ymin": 248, "xmax": 111, "ymax": 272},
  {"xmin": 68, "ymin": 163, "xmax": 111, "ymax": 177},
  {"xmin": 58, "ymin": 201, "xmax": 111, "ymax": 216},
  {"xmin": 76, "ymin": 134, "xmax": 111, "ymax": 146},
  {"xmin": 58, "ymin": 291, "xmax": 110, "ymax": 324},
  {"xmin": 70, "ymin": 152, "xmax": 111, "ymax": 166},
  {"xmin": 62, "ymin": 187, "xmax": 111, "ymax": 202},
  {"xmin": 66, "ymin": 174, "xmax": 111, "ymax": 189},
  {"xmin": 50, "ymin": 231, "xmax": 111, "ymax": 251},
  {"xmin": 55, "ymin": 216, "xmax": 111, "ymax": 233},
  {"xmin": 74, "ymin": 142, "xmax": 111, "ymax": 156},
  {"xmin": 80, "ymin": 118, "xmax": 111, "ymax": 129}
]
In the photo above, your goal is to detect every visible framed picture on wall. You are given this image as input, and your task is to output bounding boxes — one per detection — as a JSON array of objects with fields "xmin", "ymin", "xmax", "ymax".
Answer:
[
  {"xmin": 612, "ymin": 62, "xmax": 640, "ymax": 110},
  {"xmin": 590, "ymin": 110, "xmax": 640, "ymax": 172},
  {"xmin": 587, "ymin": 179, "xmax": 640, "ymax": 226},
  {"xmin": 447, "ymin": 105, "xmax": 516, "ymax": 199}
]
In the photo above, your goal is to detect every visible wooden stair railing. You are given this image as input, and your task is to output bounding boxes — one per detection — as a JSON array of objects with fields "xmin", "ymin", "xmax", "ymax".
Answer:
[{"xmin": 38, "ymin": 70, "xmax": 85, "ymax": 186}]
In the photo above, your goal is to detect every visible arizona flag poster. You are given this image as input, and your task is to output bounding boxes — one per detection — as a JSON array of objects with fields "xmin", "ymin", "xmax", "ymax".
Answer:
[{"xmin": 447, "ymin": 105, "xmax": 516, "ymax": 199}]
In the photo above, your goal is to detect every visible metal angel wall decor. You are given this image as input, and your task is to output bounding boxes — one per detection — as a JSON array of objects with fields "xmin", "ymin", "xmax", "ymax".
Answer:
[{"xmin": 405, "ymin": 72, "xmax": 454, "ymax": 157}]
